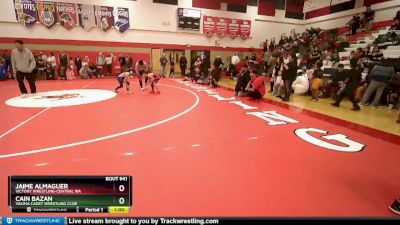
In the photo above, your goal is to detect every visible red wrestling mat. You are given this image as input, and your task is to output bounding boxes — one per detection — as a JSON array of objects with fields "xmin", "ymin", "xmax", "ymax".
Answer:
[{"xmin": 0, "ymin": 78, "xmax": 399, "ymax": 217}]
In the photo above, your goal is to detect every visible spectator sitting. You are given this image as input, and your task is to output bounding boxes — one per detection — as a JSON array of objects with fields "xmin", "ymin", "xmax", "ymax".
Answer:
[
  {"xmin": 309, "ymin": 46, "xmax": 321, "ymax": 66},
  {"xmin": 368, "ymin": 46, "xmax": 383, "ymax": 63},
  {"xmin": 354, "ymin": 47, "xmax": 365, "ymax": 61},
  {"xmin": 292, "ymin": 72, "xmax": 309, "ymax": 94},
  {"xmin": 234, "ymin": 65, "xmax": 251, "ymax": 97},
  {"xmin": 331, "ymin": 48, "xmax": 340, "ymax": 64},
  {"xmin": 323, "ymin": 54, "xmax": 334, "ymax": 68},
  {"xmin": 79, "ymin": 64, "xmax": 94, "ymax": 79},
  {"xmin": 245, "ymin": 70, "xmax": 265, "ymax": 101},
  {"xmin": 349, "ymin": 50, "xmax": 356, "ymax": 61},
  {"xmin": 389, "ymin": 17, "xmax": 400, "ymax": 31},
  {"xmin": 45, "ymin": 63, "xmax": 55, "ymax": 80},
  {"xmin": 191, "ymin": 67, "xmax": 203, "ymax": 83},
  {"xmin": 194, "ymin": 57, "xmax": 202, "ymax": 69},
  {"xmin": 311, "ymin": 61, "xmax": 324, "ymax": 102}
]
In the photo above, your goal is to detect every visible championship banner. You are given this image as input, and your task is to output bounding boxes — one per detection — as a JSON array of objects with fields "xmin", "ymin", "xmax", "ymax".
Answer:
[
  {"xmin": 228, "ymin": 18, "xmax": 240, "ymax": 39},
  {"xmin": 331, "ymin": 0, "xmax": 352, "ymax": 6},
  {"xmin": 303, "ymin": 0, "xmax": 330, "ymax": 13},
  {"xmin": 239, "ymin": 19, "xmax": 251, "ymax": 40},
  {"xmin": 36, "ymin": 1, "xmax": 57, "ymax": 28},
  {"xmin": 13, "ymin": 0, "xmax": 37, "ymax": 26},
  {"xmin": 114, "ymin": 7, "xmax": 129, "ymax": 33},
  {"xmin": 56, "ymin": 2, "xmax": 77, "ymax": 30},
  {"xmin": 203, "ymin": 16, "xmax": 216, "ymax": 38},
  {"xmin": 216, "ymin": 17, "xmax": 228, "ymax": 39},
  {"xmin": 95, "ymin": 6, "xmax": 114, "ymax": 31},
  {"xmin": 77, "ymin": 4, "xmax": 96, "ymax": 31}
]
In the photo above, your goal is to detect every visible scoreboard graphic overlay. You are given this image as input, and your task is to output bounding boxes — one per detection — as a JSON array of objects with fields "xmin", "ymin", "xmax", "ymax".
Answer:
[{"xmin": 8, "ymin": 176, "xmax": 132, "ymax": 213}]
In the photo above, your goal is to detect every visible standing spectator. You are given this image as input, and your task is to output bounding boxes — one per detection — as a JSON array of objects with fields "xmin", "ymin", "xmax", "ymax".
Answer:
[
  {"xmin": 245, "ymin": 70, "xmax": 265, "ymax": 101},
  {"xmin": 230, "ymin": 53, "xmax": 240, "ymax": 78},
  {"xmin": 11, "ymin": 40, "xmax": 36, "ymax": 95},
  {"xmin": 105, "ymin": 53, "xmax": 114, "ymax": 76},
  {"xmin": 359, "ymin": 59, "xmax": 395, "ymax": 108},
  {"xmin": 118, "ymin": 54, "xmax": 126, "ymax": 73},
  {"xmin": 169, "ymin": 57, "xmax": 175, "ymax": 78},
  {"xmin": 266, "ymin": 52, "xmax": 277, "ymax": 92},
  {"xmin": 126, "ymin": 54, "xmax": 133, "ymax": 72},
  {"xmin": 363, "ymin": 6, "xmax": 375, "ymax": 32},
  {"xmin": 269, "ymin": 37, "xmax": 276, "ymax": 51},
  {"xmin": 2, "ymin": 50, "xmax": 11, "ymax": 79},
  {"xmin": 47, "ymin": 52, "xmax": 57, "ymax": 77},
  {"xmin": 96, "ymin": 52, "xmax": 106, "ymax": 77},
  {"xmin": 282, "ymin": 54, "xmax": 297, "ymax": 102},
  {"xmin": 332, "ymin": 64, "xmax": 349, "ymax": 97},
  {"xmin": 272, "ymin": 56, "xmax": 284, "ymax": 97},
  {"xmin": 209, "ymin": 65, "xmax": 220, "ymax": 88},
  {"xmin": 201, "ymin": 53, "xmax": 210, "ymax": 75},
  {"xmin": 0, "ymin": 58, "xmax": 7, "ymax": 81},
  {"xmin": 75, "ymin": 55, "xmax": 82, "ymax": 75},
  {"xmin": 213, "ymin": 55, "xmax": 223, "ymax": 72},
  {"xmin": 331, "ymin": 58, "xmax": 361, "ymax": 111},
  {"xmin": 234, "ymin": 65, "xmax": 250, "ymax": 97},
  {"xmin": 279, "ymin": 33, "xmax": 289, "ymax": 46},
  {"xmin": 58, "ymin": 51, "xmax": 68, "ymax": 80},
  {"xmin": 350, "ymin": 15, "xmax": 360, "ymax": 35},
  {"xmin": 179, "ymin": 53, "xmax": 187, "ymax": 76},
  {"xmin": 37, "ymin": 52, "xmax": 47, "ymax": 80},
  {"xmin": 263, "ymin": 38, "xmax": 268, "ymax": 52},
  {"xmin": 67, "ymin": 57, "xmax": 75, "ymax": 80},
  {"xmin": 160, "ymin": 53, "xmax": 168, "ymax": 77}
]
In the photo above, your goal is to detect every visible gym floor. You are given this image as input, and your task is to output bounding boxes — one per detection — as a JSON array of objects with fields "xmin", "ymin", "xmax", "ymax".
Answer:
[{"xmin": 0, "ymin": 78, "xmax": 399, "ymax": 216}]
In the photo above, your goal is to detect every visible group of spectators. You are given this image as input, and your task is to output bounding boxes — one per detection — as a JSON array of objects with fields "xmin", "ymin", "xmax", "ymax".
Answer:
[
  {"xmin": 0, "ymin": 49, "xmax": 143, "ymax": 81},
  {"xmin": 346, "ymin": 6, "xmax": 376, "ymax": 35},
  {"xmin": 225, "ymin": 10, "xmax": 400, "ymax": 119},
  {"xmin": 182, "ymin": 54, "xmax": 224, "ymax": 87},
  {"xmin": 159, "ymin": 52, "xmax": 189, "ymax": 78}
]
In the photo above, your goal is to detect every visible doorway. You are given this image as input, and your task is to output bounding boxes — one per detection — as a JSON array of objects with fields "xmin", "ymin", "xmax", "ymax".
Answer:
[{"xmin": 163, "ymin": 49, "xmax": 185, "ymax": 76}]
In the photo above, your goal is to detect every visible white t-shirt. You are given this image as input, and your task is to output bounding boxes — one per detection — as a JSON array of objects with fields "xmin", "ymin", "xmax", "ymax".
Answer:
[
  {"xmin": 47, "ymin": 56, "xmax": 56, "ymax": 67},
  {"xmin": 105, "ymin": 56, "xmax": 113, "ymax": 65},
  {"xmin": 231, "ymin": 55, "xmax": 240, "ymax": 65}
]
